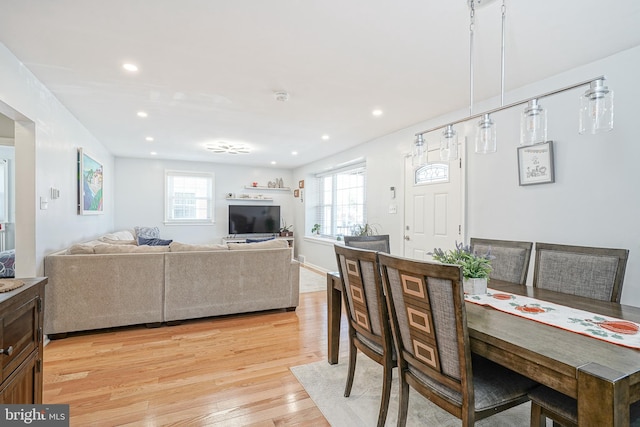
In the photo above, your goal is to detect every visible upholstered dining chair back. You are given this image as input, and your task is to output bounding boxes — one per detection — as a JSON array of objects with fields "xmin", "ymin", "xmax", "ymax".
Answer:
[
  {"xmin": 378, "ymin": 253, "xmax": 536, "ymax": 426},
  {"xmin": 344, "ymin": 234, "xmax": 390, "ymax": 253},
  {"xmin": 533, "ymin": 242, "xmax": 629, "ymax": 302},
  {"xmin": 333, "ymin": 244, "xmax": 395, "ymax": 427},
  {"xmin": 470, "ymin": 238, "xmax": 533, "ymax": 285}
]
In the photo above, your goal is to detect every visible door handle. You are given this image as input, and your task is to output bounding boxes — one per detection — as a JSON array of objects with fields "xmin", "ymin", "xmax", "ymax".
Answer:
[{"xmin": 404, "ymin": 235, "xmax": 410, "ymax": 241}]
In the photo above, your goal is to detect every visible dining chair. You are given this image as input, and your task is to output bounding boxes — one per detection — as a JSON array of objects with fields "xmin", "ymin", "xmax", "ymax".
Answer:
[
  {"xmin": 333, "ymin": 244, "xmax": 396, "ymax": 427},
  {"xmin": 344, "ymin": 234, "xmax": 390, "ymax": 253},
  {"xmin": 533, "ymin": 242, "xmax": 629, "ymax": 302},
  {"xmin": 529, "ymin": 385, "xmax": 640, "ymax": 427},
  {"xmin": 470, "ymin": 238, "xmax": 533, "ymax": 285},
  {"xmin": 377, "ymin": 252, "xmax": 537, "ymax": 426},
  {"xmin": 529, "ymin": 242, "xmax": 630, "ymax": 426}
]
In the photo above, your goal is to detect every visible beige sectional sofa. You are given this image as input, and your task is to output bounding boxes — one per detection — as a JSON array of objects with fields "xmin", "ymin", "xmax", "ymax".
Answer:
[{"xmin": 44, "ymin": 231, "xmax": 299, "ymax": 337}]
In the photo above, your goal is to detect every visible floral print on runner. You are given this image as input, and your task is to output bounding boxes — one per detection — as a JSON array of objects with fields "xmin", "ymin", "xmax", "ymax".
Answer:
[{"xmin": 465, "ymin": 289, "xmax": 640, "ymax": 349}]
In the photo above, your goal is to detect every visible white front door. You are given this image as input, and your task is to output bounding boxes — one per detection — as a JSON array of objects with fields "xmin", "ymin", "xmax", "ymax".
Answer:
[{"xmin": 403, "ymin": 144, "xmax": 465, "ymax": 260}]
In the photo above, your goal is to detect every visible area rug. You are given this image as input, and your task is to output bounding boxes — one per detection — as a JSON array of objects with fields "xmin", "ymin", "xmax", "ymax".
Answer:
[
  {"xmin": 291, "ymin": 354, "xmax": 537, "ymax": 426},
  {"xmin": 299, "ymin": 266, "xmax": 327, "ymax": 293}
]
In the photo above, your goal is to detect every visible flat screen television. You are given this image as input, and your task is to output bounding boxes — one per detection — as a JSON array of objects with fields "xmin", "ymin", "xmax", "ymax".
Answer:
[{"xmin": 228, "ymin": 205, "xmax": 281, "ymax": 235}]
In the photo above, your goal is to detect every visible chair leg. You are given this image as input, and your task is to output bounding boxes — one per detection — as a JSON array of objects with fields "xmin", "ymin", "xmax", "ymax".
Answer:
[
  {"xmin": 396, "ymin": 374, "xmax": 409, "ymax": 427},
  {"xmin": 376, "ymin": 360, "xmax": 393, "ymax": 427},
  {"xmin": 530, "ymin": 402, "xmax": 546, "ymax": 427},
  {"xmin": 344, "ymin": 340, "xmax": 357, "ymax": 397}
]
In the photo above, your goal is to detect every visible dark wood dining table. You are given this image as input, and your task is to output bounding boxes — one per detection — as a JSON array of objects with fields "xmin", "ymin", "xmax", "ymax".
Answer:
[{"xmin": 326, "ymin": 271, "xmax": 640, "ymax": 426}]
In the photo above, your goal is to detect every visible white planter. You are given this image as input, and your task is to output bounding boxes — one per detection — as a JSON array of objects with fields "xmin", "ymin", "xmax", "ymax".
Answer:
[{"xmin": 463, "ymin": 277, "xmax": 488, "ymax": 295}]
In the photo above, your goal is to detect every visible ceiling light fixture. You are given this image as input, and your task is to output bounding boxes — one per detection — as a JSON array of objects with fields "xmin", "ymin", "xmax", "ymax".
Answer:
[
  {"xmin": 321, "ymin": 134, "xmax": 330, "ymax": 140},
  {"xmin": 291, "ymin": 151, "xmax": 298, "ymax": 156},
  {"xmin": 123, "ymin": 63, "xmax": 138, "ymax": 72},
  {"xmin": 411, "ymin": 0, "xmax": 614, "ymax": 165},
  {"xmin": 137, "ymin": 111, "xmax": 148, "ymax": 118},
  {"xmin": 372, "ymin": 109, "xmax": 383, "ymax": 117},
  {"xmin": 205, "ymin": 143, "xmax": 251, "ymax": 154},
  {"xmin": 271, "ymin": 161, "xmax": 277, "ymax": 165},
  {"xmin": 145, "ymin": 136, "xmax": 154, "ymax": 142},
  {"xmin": 274, "ymin": 91, "xmax": 289, "ymax": 102},
  {"xmin": 440, "ymin": 124, "xmax": 458, "ymax": 161}
]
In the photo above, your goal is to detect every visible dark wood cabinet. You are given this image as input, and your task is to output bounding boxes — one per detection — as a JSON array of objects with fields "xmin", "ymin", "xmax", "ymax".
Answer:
[{"xmin": 0, "ymin": 278, "xmax": 46, "ymax": 404}]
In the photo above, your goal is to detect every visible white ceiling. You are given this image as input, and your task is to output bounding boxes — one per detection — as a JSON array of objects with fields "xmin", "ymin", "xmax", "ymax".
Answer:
[{"xmin": 1, "ymin": 0, "xmax": 639, "ymax": 168}]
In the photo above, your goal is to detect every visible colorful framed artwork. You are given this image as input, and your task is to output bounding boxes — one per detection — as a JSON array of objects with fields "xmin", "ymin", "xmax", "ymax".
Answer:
[
  {"xmin": 298, "ymin": 179, "xmax": 304, "ymax": 189},
  {"xmin": 294, "ymin": 189, "xmax": 300, "ymax": 197},
  {"xmin": 78, "ymin": 148, "xmax": 104, "ymax": 214},
  {"xmin": 517, "ymin": 141, "xmax": 555, "ymax": 186}
]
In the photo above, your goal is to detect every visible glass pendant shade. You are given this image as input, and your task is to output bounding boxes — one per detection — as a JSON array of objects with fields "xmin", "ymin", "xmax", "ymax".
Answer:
[
  {"xmin": 475, "ymin": 113, "xmax": 497, "ymax": 154},
  {"xmin": 579, "ymin": 79, "xmax": 614, "ymax": 134},
  {"xmin": 520, "ymin": 99, "xmax": 547, "ymax": 145},
  {"xmin": 440, "ymin": 125, "xmax": 458, "ymax": 161},
  {"xmin": 412, "ymin": 134, "xmax": 427, "ymax": 167}
]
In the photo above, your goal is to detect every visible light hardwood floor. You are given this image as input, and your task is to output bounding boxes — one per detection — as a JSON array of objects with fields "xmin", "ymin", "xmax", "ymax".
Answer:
[{"xmin": 43, "ymin": 290, "xmax": 347, "ymax": 426}]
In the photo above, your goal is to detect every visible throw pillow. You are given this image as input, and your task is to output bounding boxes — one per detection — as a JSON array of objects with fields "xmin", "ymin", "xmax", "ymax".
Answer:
[
  {"xmin": 138, "ymin": 237, "xmax": 173, "ymax": 246},
  {"xmin": 134, "ymin": 226, "xmax": 160, "ymax": 239},
  {"xmin": 101, "ymin": 238, "xmax": 137, "ymax": 245}
]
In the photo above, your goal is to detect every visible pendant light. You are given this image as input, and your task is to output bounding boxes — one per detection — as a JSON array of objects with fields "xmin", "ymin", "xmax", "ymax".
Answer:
[
  {"xmin": 440, "ymin": 125, "xmax": 458, "ymax": 161},
  {"xmin": 475, "ymin": 113, "xmax": 497, "ymax": 153},
  {"xmin": 412, "ymin": 134, "xmax": 427, "ymax": 167},
  {"xmin": 579, "ymin": 78, "xmax": 614, "ymax": 134},
  {"xmin": 520, "ymin": 98, "xmax": 547, "ymax": 145}
]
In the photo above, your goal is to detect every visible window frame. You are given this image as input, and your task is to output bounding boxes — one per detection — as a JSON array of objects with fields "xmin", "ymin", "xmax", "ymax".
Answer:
[
  {"xmin": 312, "ymin": 162, "xmax": 366, "ymax": 238},
  {"xmin": 164, "ymin": 170, "xmax": 215, "ymax": 225}
]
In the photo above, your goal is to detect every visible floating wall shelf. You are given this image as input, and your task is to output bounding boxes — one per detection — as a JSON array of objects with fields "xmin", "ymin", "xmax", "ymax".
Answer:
[{"xmin": 244, "ymin": 186, "xmax": 291, "ymax": 191}]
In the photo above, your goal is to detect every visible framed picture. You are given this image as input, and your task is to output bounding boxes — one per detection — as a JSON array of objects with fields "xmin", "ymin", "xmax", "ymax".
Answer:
[
  {"xmin": 517, "ymin": 141, "xmax": 555, "ymax": 186},
  {"xmin": 77, "ymin": 148, "xmax": 104, "ymax": 214},
  {"xmin": 294, "ymin": 189, "xmax": 300, "ymax": 197},
  {"xmin": 298, "ymin": 179, "xmax": 304, "ymax": 189}
]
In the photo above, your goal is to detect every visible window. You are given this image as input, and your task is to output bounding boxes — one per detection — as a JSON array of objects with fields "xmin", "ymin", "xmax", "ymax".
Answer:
[
  {"xmin": 165, "ymin": 170, "xmax": 214, "ymax": 224},
  {"xmin": 313, "ymin": 162, "xmax": 366, "ymax": 237},
  {"xmin": 415, "ymin": 162, "xmax": 449, "ymax": 184}
]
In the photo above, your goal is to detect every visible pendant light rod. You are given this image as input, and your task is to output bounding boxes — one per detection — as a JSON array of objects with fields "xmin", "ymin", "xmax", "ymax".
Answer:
[
  {"xmin": 414, "ymin": 75, "xmax": 606, "ymax": 137},
  {"xmin": 469, "ymin": 1, "xmax": 475, "ymax": 115},
  {"xmin": 500, "ymin": 0, "xmax": 506, "ymax": 107}
]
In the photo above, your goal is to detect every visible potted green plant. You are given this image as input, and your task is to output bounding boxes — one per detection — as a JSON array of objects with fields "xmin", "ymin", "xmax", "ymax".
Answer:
[
  {"xmin": 279, "ymin": 219, "xmax": 293, "ymax": 237},
  {"xmin": 311, "ymin": 224, "xmax": 321, "ymax": 235},
  {"xmin": 351, "ymin": 223, "xmax": 379, "ymax": 236},
  {"xmin": 430, "ymin": 242, "xmax": 492, "ymax": 295}
]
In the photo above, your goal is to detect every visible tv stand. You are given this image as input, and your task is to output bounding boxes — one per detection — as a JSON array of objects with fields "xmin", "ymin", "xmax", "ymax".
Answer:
[{"xmin": 222, "ymin": 236, "xmax": 294, "ymax": 251}]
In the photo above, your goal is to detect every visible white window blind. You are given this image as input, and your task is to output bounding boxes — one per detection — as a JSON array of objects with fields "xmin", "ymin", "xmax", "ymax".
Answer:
[
  {"xmin": 165, "ymin": 170, "xmax": 214, "ymax": 224},
  {"xmin": 313, "ymin": 162, "xmax": 366, "ymax": 237}
]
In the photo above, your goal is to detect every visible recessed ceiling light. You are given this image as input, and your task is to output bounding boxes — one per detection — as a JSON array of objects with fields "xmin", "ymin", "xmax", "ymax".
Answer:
[
  {"xmin": 291, "ymin": 151, "xmax": 298, "ymax": 156},
  {"xmin": 205, "ymin": 142, "xmax": 251, "ymax": 154},
  {"xmin": 321, "ymin": 134, "xmax": 330, "ymax": 140},
  {"xmin": 123, "ymin": 63, "xmax": 138, "ymax": 72},
  {"xmin": 137, "ymin": 111, "xmax": 148, "ymax": 118},
  {"xmin": 145, "ymin": 136, "xmax": 154, "ymax": 142},
  {"xmin": 372, "ymin": 109, "xmax": 383, "ymax": 117},
  {"xmin": 271, "ymin": 161, "xmax": 277, "ymax": 165},
  {"xmin": 150, "ymin": 151, "xmax": 157, "ymax": 156}
]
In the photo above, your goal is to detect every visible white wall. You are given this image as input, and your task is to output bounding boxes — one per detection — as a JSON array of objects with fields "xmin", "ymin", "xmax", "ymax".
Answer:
[
  {"xmin": 0, "ymin": 43, "xmax": 114, "ymax": 275},
  {"xmin": 295, "ymin": 45, "xmax": 640, "ymax": 306},
  {"xmin": 114, "ymin": 157, "xmax": 295, "ymax": 244}
]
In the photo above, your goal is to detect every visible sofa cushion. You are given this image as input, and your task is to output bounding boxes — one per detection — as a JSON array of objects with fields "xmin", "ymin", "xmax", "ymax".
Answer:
[
  {"xmin": 101, "ymin": 230, "xmax": 136, "ymax": 241},
  {"xmin": 227, "ymin": 239, "xmax": 289, "ymax": 250},
  {"xmin": 134, "ymin": 226, "xmax": 160, "ymax": 239},
  {"xmin": 138, "ymin": 237, "xmax": 173, "ymax": 246},
  {"xmin": 67, "ymin": 244, "xmax": 97, "ymax": 255},
  {"xmin": 169, "ymin": 242, "xmax": 229, "ymax": 252},
  {"xmin": 93, "ymin": 244, "xmax": 170, "ymax": 254}
]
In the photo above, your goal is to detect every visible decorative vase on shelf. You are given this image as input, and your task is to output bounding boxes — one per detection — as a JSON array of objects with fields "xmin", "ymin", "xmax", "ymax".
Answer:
[{"xmin": 463, "ymin": 277, "xmax": 487, "ymax": 295}]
